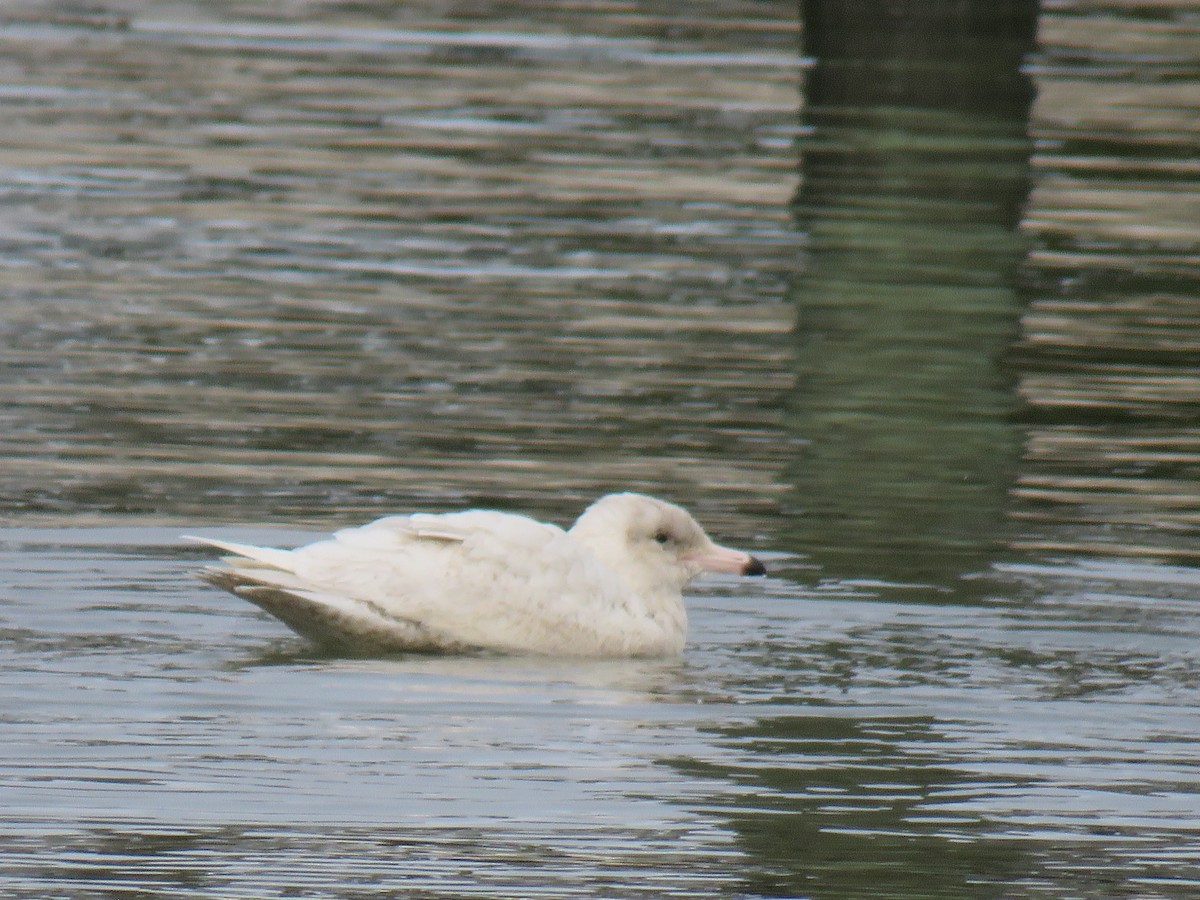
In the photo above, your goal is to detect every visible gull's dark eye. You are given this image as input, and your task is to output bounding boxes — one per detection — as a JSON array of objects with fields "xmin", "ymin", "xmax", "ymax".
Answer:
[{"xmin": 653, "ymin": 530, "xmax": 671, "ymax": 545}]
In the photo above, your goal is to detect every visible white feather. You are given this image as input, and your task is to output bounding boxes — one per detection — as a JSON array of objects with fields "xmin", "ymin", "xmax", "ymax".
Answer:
[{"xmin": 188, "ymin": 493, "xmax": 764, "ymax": 658}]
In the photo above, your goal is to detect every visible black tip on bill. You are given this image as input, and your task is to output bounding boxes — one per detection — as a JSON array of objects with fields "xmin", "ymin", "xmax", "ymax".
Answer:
[{"xmin": 743, "ymin": 556, "xmax": 767, "ymax": 577}]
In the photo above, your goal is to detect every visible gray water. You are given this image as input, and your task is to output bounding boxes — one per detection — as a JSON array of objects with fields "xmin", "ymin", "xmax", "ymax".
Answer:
[{"xmin": 2, "ymin": 2, "xmax": 1199, "ymax": 898}]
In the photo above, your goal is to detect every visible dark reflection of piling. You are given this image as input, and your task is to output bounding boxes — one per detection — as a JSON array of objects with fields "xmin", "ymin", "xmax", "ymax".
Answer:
[
  {"xmin": 670, "ymin": 715, "xmax": 1029, "ymax": 899},
  {"xmin": 698, "ymin": 3, "xmax": 1041, "ymax": 895},
  {"xmin": 785, "ymin": 0, "xmax": 1038, "ymax": 592}
]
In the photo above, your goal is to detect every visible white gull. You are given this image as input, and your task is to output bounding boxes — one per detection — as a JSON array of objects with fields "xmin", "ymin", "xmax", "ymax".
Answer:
[{"xmin": 187, "ymin": 492, "xmax": 765, "ymax": 657}]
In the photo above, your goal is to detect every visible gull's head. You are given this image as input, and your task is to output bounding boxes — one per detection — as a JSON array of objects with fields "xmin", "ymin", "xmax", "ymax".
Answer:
[{"xmin": 570, "ymin": 493, "xmax": 766, "ymax": 596}]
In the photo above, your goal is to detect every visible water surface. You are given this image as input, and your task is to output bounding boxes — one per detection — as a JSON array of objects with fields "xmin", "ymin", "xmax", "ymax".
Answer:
[{"xmin": 2, "ymin": 1, "xmax": 1199, "ymax": 897}]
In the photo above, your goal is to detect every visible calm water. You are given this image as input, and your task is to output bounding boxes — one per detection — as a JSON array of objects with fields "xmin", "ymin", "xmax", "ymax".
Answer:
[{"xmin": 2, "ymin": 1, "xmax": 1199, "ymax": 897}]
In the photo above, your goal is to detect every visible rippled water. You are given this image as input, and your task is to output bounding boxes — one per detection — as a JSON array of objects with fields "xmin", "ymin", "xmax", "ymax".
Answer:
[
  {"xmin": 3, "ymin": 1, "xmax": 1200, "ymax": 898},
  {"xmin": 5, "ymin": 530, "xmax": 1199, "ymax": 898}
]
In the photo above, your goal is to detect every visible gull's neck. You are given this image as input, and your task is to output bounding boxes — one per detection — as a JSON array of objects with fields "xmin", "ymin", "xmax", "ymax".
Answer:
[{"xmin": 568, "ymin": 506, "xmax": 688, "ymax": 650}]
